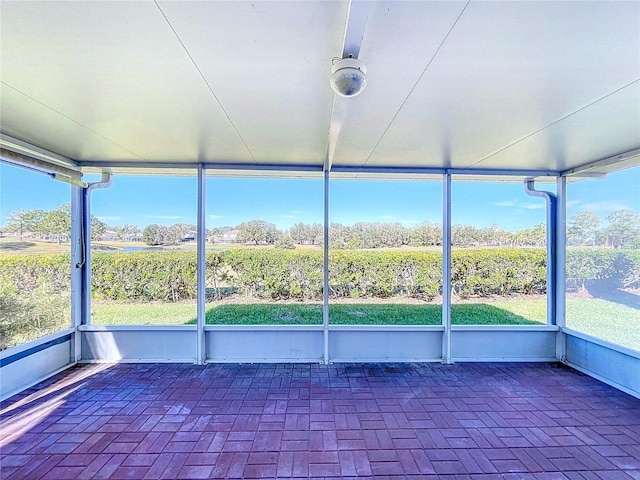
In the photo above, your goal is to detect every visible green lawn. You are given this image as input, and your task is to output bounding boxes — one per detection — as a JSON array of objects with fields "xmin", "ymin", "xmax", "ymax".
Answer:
[
  {"xmin": 566, "ymin": 299, "xmax": 640, "ymax": 351},
  {"xmin": 91, "ymin": 297, "xmax": 639, "ymax": 351}
]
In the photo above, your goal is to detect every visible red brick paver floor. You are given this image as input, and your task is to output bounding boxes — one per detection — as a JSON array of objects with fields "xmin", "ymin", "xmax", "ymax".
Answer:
[{"xmin": 1, "ymin": 362, "xmax": 639, "ymax": 479}]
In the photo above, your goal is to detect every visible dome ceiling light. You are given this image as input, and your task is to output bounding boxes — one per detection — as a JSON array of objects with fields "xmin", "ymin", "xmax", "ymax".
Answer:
[{"xmin": 330, "ymin": 56, "xmax": 367, "ymax": 98}]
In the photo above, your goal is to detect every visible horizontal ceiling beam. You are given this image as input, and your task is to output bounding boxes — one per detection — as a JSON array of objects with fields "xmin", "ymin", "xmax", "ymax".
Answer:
[
  {"xmin": 1, "ymin": 148, "xmax": 82, "ymax": 179},
  {"xmin": 76, "ymin": 160, "xmax": 324, "ymax": 173},
  {"xmin": 0, "ymin": 134, "xmax": 80, "ymax": 177},
  {"xmin": 560, "ymin": 147, "xmax": 640, "ymax": 177},
  {"xmin": 331, "ymin": 165, "xmax": 559, "ymax": 177}
]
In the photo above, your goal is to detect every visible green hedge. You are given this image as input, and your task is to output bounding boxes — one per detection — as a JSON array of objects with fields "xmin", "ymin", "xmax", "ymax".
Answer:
[
  {"xmin": 452, "ymin": 248, "xmax": 546, "ymax": 297},
  {"xmin": 566, "ymin": 248, "xmax": 640, "ymax": 289},
  {"xmin": 1, "ymin": 248, "xmax": 639, "ymax": 306},
  {"xmin": 0, "ymin": 254, "xmax": 71, "ymax": 350}
]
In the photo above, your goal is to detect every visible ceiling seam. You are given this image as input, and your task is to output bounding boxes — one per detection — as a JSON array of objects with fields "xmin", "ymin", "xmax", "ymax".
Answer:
[
  {"xmin": 153, "ymin": 1, "xmax": 258, "ymax": 164},
  {"xmin": 0, "ymin": 82, "xmax": 145, "ymax": 161},
  {"xmin": 465, "ymin": 78, "xmax": 640, "ymax": 169},
  {"xmin": 360, "ymin": 0, "xmax": 471, "ymax": 168}
]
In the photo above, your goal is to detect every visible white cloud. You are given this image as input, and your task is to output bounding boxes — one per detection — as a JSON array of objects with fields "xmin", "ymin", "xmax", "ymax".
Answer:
[
  {"xmin": 492, "ymin": 200, "xmax": 544, "ymax": 209},
  {"xmin": 380, "ymin": 215, "xmax": 396, "ymax": 220},
  {"xmin": 280, "ymin": 215, "xmax": 296, "ymax": 219},
  {"xmin": 209, "ymin": 214, "xmax": 224, "ymax": 219},
  {"xmin": 521, "ymin": 202, "xmax": 545, "ymax": 210},
  {"xmin": 492, "ymin": 200, "xmax": 517, "ymax": 207},
  {"xmin": 567, "ymin": 200, "xmax": 581, "ymax": 208},
  {"xmin": 144, "ymin": 215, "xmax": 181, "ymax": 220},
  {"xmin": 579, "ymin": 201, "xmax": 631, "ymax": 212}
]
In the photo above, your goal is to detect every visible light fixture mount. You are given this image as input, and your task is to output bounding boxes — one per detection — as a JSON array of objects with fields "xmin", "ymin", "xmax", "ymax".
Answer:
[{"xmin": 330, "ymin": 57, "xmax": 367, "ymax": 97}]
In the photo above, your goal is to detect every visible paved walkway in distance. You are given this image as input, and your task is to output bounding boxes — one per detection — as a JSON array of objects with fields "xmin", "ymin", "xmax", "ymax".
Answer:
[{"xmin": 1, "ymin": 362, "xmax": 639, "ymax": 479}]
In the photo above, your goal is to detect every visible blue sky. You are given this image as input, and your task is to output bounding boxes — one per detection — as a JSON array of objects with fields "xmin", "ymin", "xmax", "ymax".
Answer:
[{"xmin": 1, "ymin": 162, "xmax": 638, "ymax": 232}]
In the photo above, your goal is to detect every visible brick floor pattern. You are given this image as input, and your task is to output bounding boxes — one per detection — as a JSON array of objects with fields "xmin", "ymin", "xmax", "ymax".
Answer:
[{"xmin": 1, "ymin": 362, "xmax": 639, "ymax": 479}]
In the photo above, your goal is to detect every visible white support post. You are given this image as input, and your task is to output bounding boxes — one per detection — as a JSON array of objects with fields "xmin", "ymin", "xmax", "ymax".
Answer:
[
  {"xmin": 82, "ymin": 188, "xmax": 92, "ymax": 326},
  {"xmin": 556, "ymin": 176, "xmax": 567, "ymax": 360},
  {"xmin": 322, "ymin": 168, "xmax": 330, "ymax": 365},
  {"xmin": 71, "ymin": 185, "xmax": 83, "ymax": 362},
  {"xmin": 197, "ymin": 165, "xmax": 206, "ymax": 365},
  {"xmin": 442, "ymin": 172, "xmax": 452, "ymax": 364}
]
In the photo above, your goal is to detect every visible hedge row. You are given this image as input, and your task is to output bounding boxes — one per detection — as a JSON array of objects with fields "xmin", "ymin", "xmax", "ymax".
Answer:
[{"xmin": 1, "ymin": 248, "xmax": 639, "ymax": 303}]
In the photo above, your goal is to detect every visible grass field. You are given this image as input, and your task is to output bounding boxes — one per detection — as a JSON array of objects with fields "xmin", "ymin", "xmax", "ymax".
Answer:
[
  {"xmin": 91, "ymin": 297, "xmax": 639, "ymax": 351},
  {"xmin": 0, "ymin": 237, "xmax": 320, "ymax": 254},
  {"xmin": 0, "ymin": 237, "xmax": 70, "ymax": 254}
]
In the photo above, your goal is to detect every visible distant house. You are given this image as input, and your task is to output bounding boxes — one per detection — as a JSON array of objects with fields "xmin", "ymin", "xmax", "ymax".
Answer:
[
  {"xmin": 101, "ymin": 230, "xmax": 118, "ymax": 241},
  {"xmin": 181, "ymin": 230, "xmax": 197, "ymax": 243},
  {"xmin": 99, "ymin": 230, "xmax": 143, "ymax": 242},
  {"xmin": 125, "ymin": 232, "xmax": 143, "ymax": 242},
  {"xmin": 212, "ymin": 229, "xmax": 238, "ymax": 244}
]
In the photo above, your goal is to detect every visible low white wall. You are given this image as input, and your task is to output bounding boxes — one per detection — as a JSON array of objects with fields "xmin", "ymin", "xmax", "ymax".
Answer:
[
  {"xmin": 564, "ymin": 329, "xmax": 640, "ymax": 399},
  {"xmin": 80, "ymin": 325, "xmax": 197, "ymax": 362},
  {"xmin": 206, "ymin": 326, "xmax": 323, "ymax": 362},
  {"xmin": 1, "ymin": 329, "xmax": 74, "ymax": 401},
  {"xmin": 451, "ymin": 325, "xmax": 559, "ymax": 361},
  {"xmin": 329, "ymin": 326, "xmax": 443, "ymax": 362}
]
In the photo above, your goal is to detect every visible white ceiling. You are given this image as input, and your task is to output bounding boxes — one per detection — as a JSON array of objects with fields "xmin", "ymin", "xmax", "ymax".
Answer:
[{"xmin": 1, "ymin": 0, "xmax": 639, "ymax": 178}]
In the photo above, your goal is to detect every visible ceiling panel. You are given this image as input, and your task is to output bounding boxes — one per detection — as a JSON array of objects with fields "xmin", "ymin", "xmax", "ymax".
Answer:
[
  {"xmin": 157, "ymin": 0, "xmax": 348, "ymax": 166},
  {"xmin": 473, "ymin": 82, "xmax": 640, "ymax": 172},
  {"xmin": 1, "ymin": 0, "xmax": 638, "ymax": 176},
  {"xmin": 0, "ymin": 84, "xmax": 142, "ymax": 161},
  {"xmin": 354, "ymin": 0, "xmax": 640, "ymax": 170},
  {"xmin": 329, "ymin": 1, "xmax": 468, "ymax": 167},
  {"xmin": 0, "ymin": 1, "xmax": 251, "ymax": 162}
]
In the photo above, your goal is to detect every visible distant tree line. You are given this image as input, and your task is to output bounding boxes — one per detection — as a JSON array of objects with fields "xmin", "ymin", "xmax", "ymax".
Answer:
[
  {"xmin": 142, "ymin": 223, "xmax": 197, "ymax": 246},
  {"xmin": 3, "ymin": 206, "xmax": 639, "ymax": 249},
  {"xmin": 212, "ymin": 220, "xmax": 549, "ymax": 249},
  {"xmin": 567, "ymin": 209, "xmax": 640, "ymax": 248},
  {"xmin": 2, "ymin": 204, "xmax": 105, "ymax": 244}
]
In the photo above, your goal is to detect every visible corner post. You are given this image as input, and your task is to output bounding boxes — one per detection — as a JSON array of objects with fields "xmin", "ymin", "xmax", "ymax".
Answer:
[
  {"xmin": 556, "ymin": 176, "xmax": 567, "ymax": 360},
  {"xmin": 71, "ymin": 185, "xmax": 84, "ymax": 362}
]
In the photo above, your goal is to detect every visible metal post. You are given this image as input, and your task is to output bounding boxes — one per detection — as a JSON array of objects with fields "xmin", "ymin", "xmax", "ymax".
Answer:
[
  {"xmin": 442, "ymin": 172, "xmax": 452, "ymax": 364},
  {"xmin": 323, "ymin": 168, "xmax": 330, "ymax": 365},
  {"xmin": 556, "ymin": 176, "xmax": 567, "ymax": 360},
  {"xmin": 71, "ymin": 185, "xmax": 83, "ymax": 362},
  {"xmin": 82, "ymin": 188, "xmax": 92, "ymax": 326},
  {"xmin": 197, "ymin": 165, "xmax": 207, "ymax": 365}
]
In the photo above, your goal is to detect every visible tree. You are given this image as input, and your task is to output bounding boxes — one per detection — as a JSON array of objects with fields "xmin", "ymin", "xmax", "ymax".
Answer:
[
  {"xmin": 568, "ymin": 210, "xmax": 601, "ymax": 246},
  {"xmin": 5, "ymin": 209, "xmax": 45, "ymax": 241},
  {"xmin": 274, "ymin": 234, "xmax": 296, "ymax": 249},
  {"xmin": 520, "ymin": 223, "xmax": 546, "ymax": 247},
  {"xmin": 605, "ymin": 209, "xmax": 640, "ymax": 248},
  {"xmin": 143, "ymin": 224, "xmax": 165, "ymax": 245},
  {"xmin": 236, "ymin": 220, "xmax": 279, "ymax": 245},
  {"xmin": 290, "ymin": 222, "xmax": 323, "ymax": 245},
  {"xmin": 411, "ymin": 222, "xmax": 442, "ymax": 246},
  {"xmin": 207, "ymin": 226, "xmax": 234, "ymax": 243},
  {"xmin": 114, "ymin": 224, "xmax": 141, "ymax": 242},
  {"xmin": 452, "ymin": 225, "xmax": 482, "ymax": 247},
  {"xmin": 39, "ymin": 204, "xmax": 71, "ymax": 244},
  {"xmin": 376, "ymin": 222, "xmax": 410, "ymax": 248},
  {"xmin": 91, "ymin": 217, "xmax": 107, "ymax": 241},
  {"xmin": 329, "ymin": 223, "xmax": 349, "ymax": 249}
]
